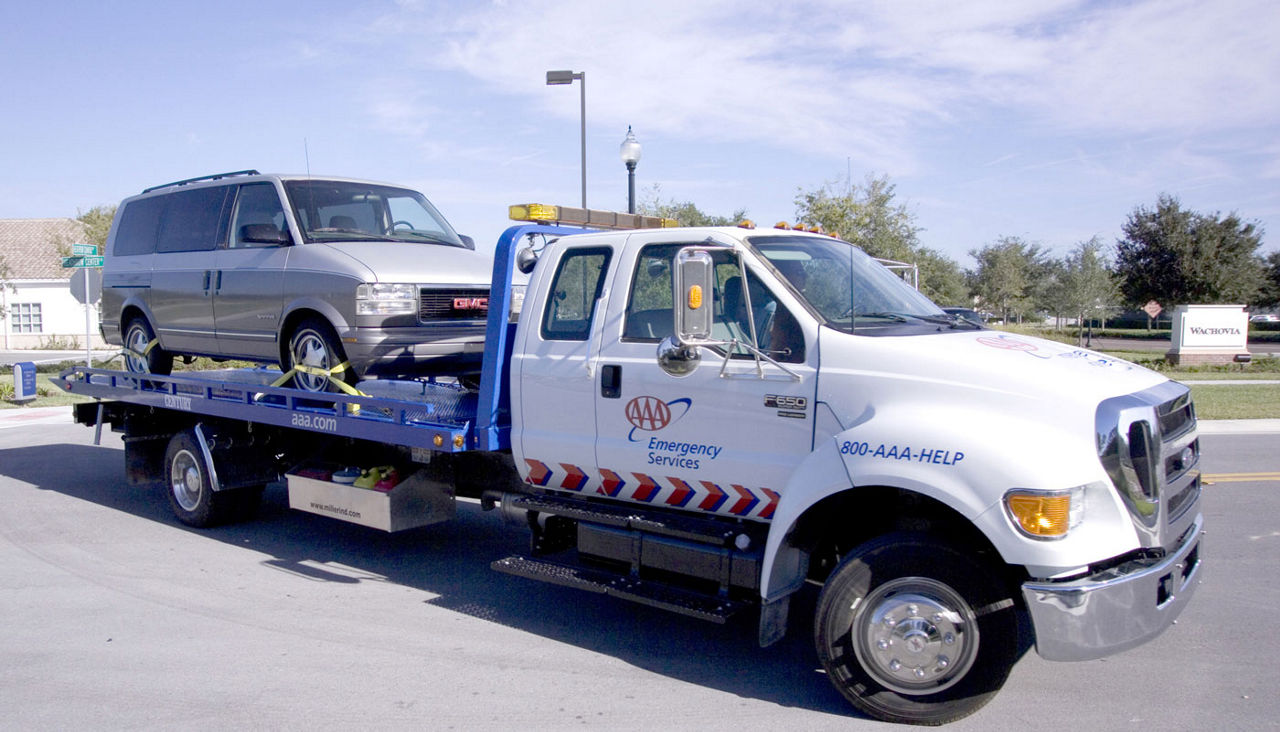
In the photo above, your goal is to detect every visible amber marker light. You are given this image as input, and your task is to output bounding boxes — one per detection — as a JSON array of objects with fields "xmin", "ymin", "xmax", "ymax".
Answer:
[
  {"xmin": 1004, "ymin": 490, "xmax": 1072, "ymax": 539},
  {"xmin": 687, "ymin": 284, "xmax": 704, "ymax": 310}
]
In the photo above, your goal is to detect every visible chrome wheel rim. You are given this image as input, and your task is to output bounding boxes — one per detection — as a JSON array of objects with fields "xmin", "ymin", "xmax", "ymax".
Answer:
[
  {"xmin": 169, "ymin": 448, "xmax": 203, "ymax": 512},
  {"xmin": 124, "ymin": 324, "xmax": 151, "ymax": 374},
  {"xmin": 851, "ymin": 577, "xmax": 979, "ymax": 695},
  {"xmin": 291, "ymin": 331, "xmax": 331, "ymax": 392}
]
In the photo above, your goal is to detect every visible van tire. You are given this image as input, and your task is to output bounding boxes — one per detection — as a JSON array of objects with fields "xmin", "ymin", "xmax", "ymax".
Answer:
[
  {"xmin": 123, "ymin": 317, "xmax": 173, "ymax": 376},
  {"xmin": 285, "ymin": 318, "xmax": 356, "ymax": 393},
  {"xmin": 814, "ymin": 533, "xmax": 1018, "ymax": 725}
]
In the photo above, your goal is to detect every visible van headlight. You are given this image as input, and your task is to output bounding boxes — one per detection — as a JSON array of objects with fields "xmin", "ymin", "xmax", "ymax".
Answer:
[
  {"xmin": 356, "ymin": 283, "xmax": 417, "ymax": 315},
  {"xmin": 1003, "ymin": 484, "xmax": 1088, "ymax": 540}
]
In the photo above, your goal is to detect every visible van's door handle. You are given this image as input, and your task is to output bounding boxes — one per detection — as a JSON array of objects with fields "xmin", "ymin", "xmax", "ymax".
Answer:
[
  {"xmin": 202, "ymin": 270, "xmax": 211, "ymax": 292},
  {"xmin": 215, "ymin": 270, "xmax": 222, "ymax": 292},
  {"xmin": 601, "ymin": 364, "xmax": 622, "ymax": 399}
]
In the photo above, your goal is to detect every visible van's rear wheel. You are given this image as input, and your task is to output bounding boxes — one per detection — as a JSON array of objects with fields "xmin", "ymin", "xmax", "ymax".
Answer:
[
  {"xmin": 123, "ymin": 317, "xmax": 173, "ymax": 375},
  {"xmin": 814, "ymin": 533, "xmax": 1018, "ymax": 725},
  {"xmin": 285, "ymin": 318, "xmax": 355, "ymax": 393}
]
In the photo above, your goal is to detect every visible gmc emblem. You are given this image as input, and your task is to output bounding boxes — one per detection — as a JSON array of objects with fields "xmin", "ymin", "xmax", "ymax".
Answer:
[{"xmin": 453, "ymin": 297, "xmax": 489, "ymax": 311}]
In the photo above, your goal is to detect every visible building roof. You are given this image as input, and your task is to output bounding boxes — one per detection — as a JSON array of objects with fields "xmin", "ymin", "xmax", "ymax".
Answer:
[{"xmin": 0, "ymin": 218, "xmax": 88, "ymax": 280}]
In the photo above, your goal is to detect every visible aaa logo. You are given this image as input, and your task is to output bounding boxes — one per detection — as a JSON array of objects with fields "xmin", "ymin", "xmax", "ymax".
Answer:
[{"xmin": 625, "ymin": 396, "xmax": 692, "ymax": 440}]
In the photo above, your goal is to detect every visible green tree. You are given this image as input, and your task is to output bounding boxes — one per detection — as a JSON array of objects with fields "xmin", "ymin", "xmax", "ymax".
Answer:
[
  {"xmin": 638, "ymin": 185, "xmax": 747, "ymax": 226},
  {"xmin": 794, "ymin": 174, "xmax": 965, "ymax": 303},
  {"xmin": 76, "ymin": 205, "xmax": 116, "ymax": 248},
  {"xmin": 1260, "ymin": 251, "xmax": 1280, "ymax": 307},
  {"xmin": 1059, "ymin": 237, "xmax": 1120, "ymax": 342},
  {"xmin": 967, "ymin": 236, "xmax": 1051, "ymax": 324},
  {"xmin": 1115, "ymin": 194, "xmax": 1265, "ymax": 306}
]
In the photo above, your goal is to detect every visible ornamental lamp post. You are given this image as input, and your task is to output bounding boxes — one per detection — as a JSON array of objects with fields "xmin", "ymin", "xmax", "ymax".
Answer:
[
  {"xmin": 545, "ymin": 69, "xmax": 586, "ymax": 208},
  {"xmin": 619, "ymin": 126, "xmax": 642, "ymax": 214}
]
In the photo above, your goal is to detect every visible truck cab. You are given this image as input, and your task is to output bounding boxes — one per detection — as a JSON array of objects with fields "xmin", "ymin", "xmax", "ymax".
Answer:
[{"xmin": 507, "ymin": 219, "xmax": 1202, "ymax": 725}]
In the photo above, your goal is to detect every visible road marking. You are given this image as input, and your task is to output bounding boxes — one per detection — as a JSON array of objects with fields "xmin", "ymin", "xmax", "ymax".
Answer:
[{"xmin": 1202, "ymin": 472, "xmax": 1280, "ymax": 484}]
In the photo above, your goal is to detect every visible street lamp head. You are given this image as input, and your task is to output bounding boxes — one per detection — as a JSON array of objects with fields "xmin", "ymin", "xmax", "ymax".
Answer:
[
  {"xmin": 546, "ymin": 70, "xmax": 582, "ymax": 85},
  {"xmin": 619, "ymin": 125, "xmax": 642, "ymax": 168}
]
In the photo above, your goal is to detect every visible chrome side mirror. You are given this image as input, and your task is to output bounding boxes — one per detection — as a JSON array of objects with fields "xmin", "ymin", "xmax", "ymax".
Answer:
[{"xmin": 657, "ymin": 335, "xmax": 701, "ymax": 377}]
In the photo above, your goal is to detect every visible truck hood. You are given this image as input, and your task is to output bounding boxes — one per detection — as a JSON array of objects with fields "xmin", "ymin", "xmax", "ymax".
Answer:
[
  {"xmin": 309, "ymin": 241, "xmax": 493, "ymax": 285},
  {"xmin": 820, "ymin": 328, "xmax": 1169, "ymax": 424}
]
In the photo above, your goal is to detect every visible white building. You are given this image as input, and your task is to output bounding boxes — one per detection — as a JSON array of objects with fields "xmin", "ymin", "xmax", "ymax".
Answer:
[{"xmin": 0, "ymin": 218, "xmax": 106, "ymax": 350}]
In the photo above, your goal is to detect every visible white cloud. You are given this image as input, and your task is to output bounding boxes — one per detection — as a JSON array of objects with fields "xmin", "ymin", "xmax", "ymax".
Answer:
[{"xmin": 349, "ymin": 0, "xmax": 1280, "ymax": 173}]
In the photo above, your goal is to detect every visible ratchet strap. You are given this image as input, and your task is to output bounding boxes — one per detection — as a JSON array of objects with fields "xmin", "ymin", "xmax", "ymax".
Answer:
[{"xmin": 271, "ymin": 361, "xmax": 368, "ymax": 414}]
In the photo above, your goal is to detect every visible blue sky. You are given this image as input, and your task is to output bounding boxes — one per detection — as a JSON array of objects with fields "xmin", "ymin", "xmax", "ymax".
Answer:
[{"xmin": 3, "ymin": 0, "xmax": 1277, "ymax": 266}]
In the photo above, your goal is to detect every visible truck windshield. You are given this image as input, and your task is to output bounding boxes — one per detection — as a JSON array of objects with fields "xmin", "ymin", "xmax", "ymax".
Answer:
[
  {"xmin": 746, "ymin": 235, "xmax": 953, "ymax": 333},
  {"xmin": 285, "ymin": 180, "xmax": 465, "ymax": 247}
]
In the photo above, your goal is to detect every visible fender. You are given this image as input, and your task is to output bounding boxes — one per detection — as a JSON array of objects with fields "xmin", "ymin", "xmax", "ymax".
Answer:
[
  {"xmin": 281, "ymin": 296, "xmax": 352, "ymax": 337},
  {"xmin": 113, "ymin": 297, "xmax": 160, "ymax": 346},
  {"xmin": 760, "ymin": 406, "xmax": 1140, "ymax": 603}
]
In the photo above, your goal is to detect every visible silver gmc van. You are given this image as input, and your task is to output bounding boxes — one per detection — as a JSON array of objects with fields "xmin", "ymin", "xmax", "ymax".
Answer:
[{"xmin": 101, "ymin": 170, "xmax": 493, "ymax": 391}]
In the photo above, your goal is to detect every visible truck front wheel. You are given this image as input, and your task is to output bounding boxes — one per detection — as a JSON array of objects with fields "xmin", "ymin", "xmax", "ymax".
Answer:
[{"xmin": 814, "ymin": 533, "xmax": 1018, "ymax": 725}]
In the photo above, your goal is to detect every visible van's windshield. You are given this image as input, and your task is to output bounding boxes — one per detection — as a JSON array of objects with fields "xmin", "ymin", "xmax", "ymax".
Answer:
[
  {"xmin": 285, "ymin": 180, "xmax": 464, "ymax": 247},
  {"xmin": 746, "ymin": 235, "xmax": 964, "ymax": 334}
]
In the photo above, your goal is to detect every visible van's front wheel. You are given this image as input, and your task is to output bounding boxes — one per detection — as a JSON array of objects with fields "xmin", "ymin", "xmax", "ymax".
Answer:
[
  {"xmin": 285, "ymin": 318, "xmax": 356, "ymax": 393},
  {"xmin": 814, "ymin": 533, "xmax": 1018, "ymax": 725}
]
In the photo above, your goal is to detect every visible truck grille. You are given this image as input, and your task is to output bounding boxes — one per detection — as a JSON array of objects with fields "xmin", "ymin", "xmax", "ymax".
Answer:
[
  {"xmin": 418, "ymin": 287, "xmax": 490, "ymax": 322},
  {"xmin": 1096, "ymin": 382, "xmax": 1200, "ymax": 547}
]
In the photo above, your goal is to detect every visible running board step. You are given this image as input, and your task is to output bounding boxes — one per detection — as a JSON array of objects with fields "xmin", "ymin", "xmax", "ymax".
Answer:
[
  {"xmin": 510, "ymin": 493, "xmax": 745, "ymax": 547},
  {"xmin": 492, "ymin": 555, "xmax": 746, "ymax": 624}
]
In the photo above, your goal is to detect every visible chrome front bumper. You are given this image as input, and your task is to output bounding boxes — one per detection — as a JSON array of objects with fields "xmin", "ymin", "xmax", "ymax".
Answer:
[{"xmin": 1022, "ymin": 516, "xmax": 1203, "ymax": 662}]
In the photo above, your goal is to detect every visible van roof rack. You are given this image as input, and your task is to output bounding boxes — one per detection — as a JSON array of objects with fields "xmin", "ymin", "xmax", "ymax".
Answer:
[{"xmin": 143, "ymin": 169, "xmax": 261, "ymax": 193}]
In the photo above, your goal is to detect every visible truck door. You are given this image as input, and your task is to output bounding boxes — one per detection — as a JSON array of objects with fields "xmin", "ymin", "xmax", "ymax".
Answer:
[
  {"xmin": 592, "ymin": 241, "xmax": 816, "ymax": 522},
  {"xmin": 514, "ymin": 244, "xmax": 615, "ymax": 492}
]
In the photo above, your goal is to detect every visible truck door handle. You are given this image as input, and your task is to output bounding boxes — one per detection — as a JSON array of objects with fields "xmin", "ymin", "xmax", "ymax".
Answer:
[
  {"xmin": 601, "ymin": 364, "xmax": 622, "ymax": 399},
  {"xmin": 202, "ymin": 270, "xmax": 211, "ymax": 291},
  {"xmin": 215, "ymin": 270, "xmax": 222, "ymax": 291}
]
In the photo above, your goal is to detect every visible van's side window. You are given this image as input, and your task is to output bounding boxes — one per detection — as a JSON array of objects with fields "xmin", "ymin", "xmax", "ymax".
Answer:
[
  {"xmin": 541, "ymin": 247, "xmax": 612, "ymax": 341},
  {"xmin": 231, "ymin": 184, "xmax": 288, "ymax": 248},
  {"xmin": 111, "ymin": 196, "xmax": 165, "ymax": 256},
  {"xmin": 156, "ymin": 186, "xmax": 230, "ymax": 253}
]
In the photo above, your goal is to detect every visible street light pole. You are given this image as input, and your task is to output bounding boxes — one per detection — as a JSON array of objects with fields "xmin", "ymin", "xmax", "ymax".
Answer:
[
  {"xmin": 619, "ymin": 126, "xmax": 642, "ymax": 214},
  {"xmin": 546, "ymin": 70, "xmax": 586, "ymax": 208}
]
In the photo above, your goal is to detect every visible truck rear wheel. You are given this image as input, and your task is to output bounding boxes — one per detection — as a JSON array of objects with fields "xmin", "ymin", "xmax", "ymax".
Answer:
[
  {"xmin": 814, "ymin": 533, "xmax": 1017, "ymax": 725},
  {"xmin": 163, "ymin": 430, "xmax": 245, "ymax": 527}
]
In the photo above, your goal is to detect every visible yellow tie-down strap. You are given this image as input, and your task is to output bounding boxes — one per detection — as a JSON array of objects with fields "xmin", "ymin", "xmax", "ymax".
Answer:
[
  {"xmin": 109, "ymin": 337, "xmax": 160, "ymax": 366},
  {"xmin": 271, "ymin": 361, "xmax": 368, "ymax": 414}
]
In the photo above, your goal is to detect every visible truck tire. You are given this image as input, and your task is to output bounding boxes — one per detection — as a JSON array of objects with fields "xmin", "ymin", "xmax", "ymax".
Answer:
[
  {"xmin": 123, "ymin": 316, "xmax": 173, "ymax": 376},
  {"xmin": 285, "ymin": 318, "xmax": 356, "ymax": 394},
  {"xmin": 164, "ymin": 430, "xmax": 237, "ymax": 527},
  {"xmin": 814, "ymin": 532, "xmax": 1018, "ymax": 726}
]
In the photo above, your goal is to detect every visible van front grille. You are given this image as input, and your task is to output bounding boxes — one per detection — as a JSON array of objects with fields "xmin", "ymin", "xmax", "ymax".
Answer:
[{"xmin": 418, "ymin": 288, "xmax": 490, "ymax": 322}]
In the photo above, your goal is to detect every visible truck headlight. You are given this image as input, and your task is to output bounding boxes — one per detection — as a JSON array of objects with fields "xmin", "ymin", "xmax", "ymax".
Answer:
[
  {"xmin": 356, "ymin": 283, "xmax": 417, "ymax": 316},
  {"xmin": 1004, "ymin": 485, "xmax": 1087, "ymax": 540}
]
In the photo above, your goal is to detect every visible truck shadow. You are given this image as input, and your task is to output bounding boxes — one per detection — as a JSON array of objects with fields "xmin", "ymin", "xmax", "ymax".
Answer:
[{"xmin": 0, "ymin": 438, "xmax": 858, "ymax": 719}]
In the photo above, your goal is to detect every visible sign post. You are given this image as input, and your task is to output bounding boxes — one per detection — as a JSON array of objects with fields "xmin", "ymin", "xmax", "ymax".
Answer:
[{"xmin": 61, "ymin": 244, "xmax": 101, "ymax": 367}]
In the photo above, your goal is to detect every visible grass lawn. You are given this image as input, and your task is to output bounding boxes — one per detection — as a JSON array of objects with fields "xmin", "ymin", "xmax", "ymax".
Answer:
[{"xmin": 1186, "ymin": 383, "xmax": 1280, "ymax": 420}]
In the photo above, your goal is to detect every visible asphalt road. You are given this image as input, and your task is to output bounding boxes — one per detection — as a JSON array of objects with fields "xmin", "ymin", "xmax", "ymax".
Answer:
[{"xmin": 0, "ymin": 417, "xmax": 1276, "ymax": 730}]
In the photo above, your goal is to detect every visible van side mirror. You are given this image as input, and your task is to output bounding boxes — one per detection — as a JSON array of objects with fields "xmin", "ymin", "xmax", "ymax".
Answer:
[
  {"xmin": 673, "ymin": 249, "xmax": 715, "ymax": 343},
  {"xmin": 240, "ymin": 224, "xmax": 291, "ymax": 245}
]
